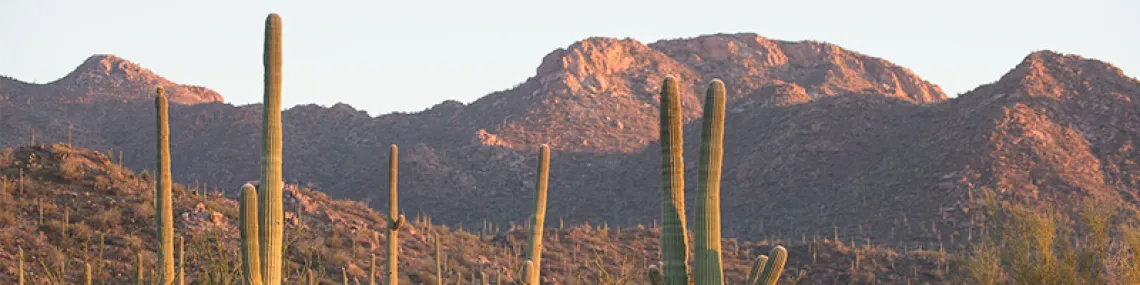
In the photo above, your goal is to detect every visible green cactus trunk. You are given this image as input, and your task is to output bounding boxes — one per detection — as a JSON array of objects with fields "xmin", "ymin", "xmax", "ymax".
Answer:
[
  {"xmin": 241, "ymin": 184, "xmax": 264, "ymax": 285},
  {"xmin": 259, "ymin": 12, "xmax": 285, "ymax": 285},
  {"xmin": 658, "ymin": 76, "xmax": 689, "ymax": 285},
  {"xmin": 695, "ymin": 80, "xmax": 727, "ymax": 285},
  {"xmin": 524, "ymin": 145, "xmax": 550, "ymax": 285},
  {"xmin": 387, "ymin": 144, "xmax": 404, "ymax": 285},
  {"xmin": 746, "ymin": 255, "xmax": 769, "ymax": 284},
  {"xmin": 155, "ymin": 86, "xmax": 175, "ymax": 285},
  {"xmin": 755, "ymin": 246, "xmax": 787, "ymax": 285}
]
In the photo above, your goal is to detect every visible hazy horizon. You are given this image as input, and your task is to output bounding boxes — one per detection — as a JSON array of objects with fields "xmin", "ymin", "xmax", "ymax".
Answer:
[{"xmin": 1, "ymin": 0, "xmax": 1136, "ymax": 116}]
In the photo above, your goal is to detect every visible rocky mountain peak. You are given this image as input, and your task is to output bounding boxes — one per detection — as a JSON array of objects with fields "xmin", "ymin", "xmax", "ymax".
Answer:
[
  {"xmin": 994, "ymin": 50, "xmax": 1138, "ymax": 99},
  {"xmin": 649, "ymin": 33, "xmax": 948, "ymax": 104},
  {"xmin": 44, "ymin": 54, "xmax": 225, "ymax": 105}
]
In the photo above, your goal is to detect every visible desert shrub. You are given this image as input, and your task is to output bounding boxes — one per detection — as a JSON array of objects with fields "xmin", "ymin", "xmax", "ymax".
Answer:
[
  {"xmin": 133, "ymin": 199, "xmax": 155, "ymax": 220},
  {"xmin": 0, "ymin": 147, "xmax": 12, "ymax": 165},
  {"xmin": 93, "ymin": 175, "xmax": 115, "ymax": 192},
  {"xmin": 124, "ymin": 234, "xmax": 143, "ymax": 250},
  {"xmin": 70, "ymin": 221, "xmax": 95, "ymax": 243},
  {"xmin": 963, "ymin": 188, "xmax": 1137, "ymax": 284},
  {"xmin": 0, "ymin": 207, "xmax": 15, "ymax": 227},
  {"xmin": 58, "ymin": 158, "xmax": 85, "ymax": 180},
  {"xmin": 91, "ymin": 207, "xmax": 122, "ymax": 230}
]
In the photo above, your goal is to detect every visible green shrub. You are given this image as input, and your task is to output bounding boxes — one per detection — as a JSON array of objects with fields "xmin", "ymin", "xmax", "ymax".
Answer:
[{"xmin": 963, "ymin": 188, "xmax": 1137, "ymax": 284}]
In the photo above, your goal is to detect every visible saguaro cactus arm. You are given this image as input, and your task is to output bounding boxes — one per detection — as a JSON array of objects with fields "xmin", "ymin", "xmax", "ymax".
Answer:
[
  {"xmin": 240, "ymin": 184, "xmax": 264, "ymax": 285},
  {"xmin": 755, "ymin": 246, "xmax": 787, "ymax": 285}
]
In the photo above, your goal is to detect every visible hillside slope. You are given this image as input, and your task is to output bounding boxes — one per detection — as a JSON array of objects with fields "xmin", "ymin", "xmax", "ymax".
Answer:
[{"xmin": 0, "ymin": 144, "xmax": 954, "ymax": 284}]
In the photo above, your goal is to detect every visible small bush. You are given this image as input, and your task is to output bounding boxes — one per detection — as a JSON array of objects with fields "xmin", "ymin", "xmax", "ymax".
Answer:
[
  {"xmin": 91, "ymin": 207, "xmax": 122, "ymax": 230},
  {"xmin": 0, "ymin": 147, "xmax": 12, "ymax": 165},
  {"xmin": 58, "ymin": 158, "xmax": 85, "ymax": 180}
]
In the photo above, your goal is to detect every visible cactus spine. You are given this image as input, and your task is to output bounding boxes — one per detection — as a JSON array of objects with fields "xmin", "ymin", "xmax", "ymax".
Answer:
[
  {"xmin": 387, "ymin": 144, "xmax": 405, "ymax": 285},
  {"xmin": 695, "ymin": 79, "xmax": 727, "ymax": 285},
  {"xmin": 155, "ymin": 86, "xmax": 175, "ymax": 285},
  {"xmin": 658, "ymin": 76, "xmax": 689, "ymax": 285},
  {"xmin": 523, "ymin": 145, "xmax": 550, "ymax": 285}
]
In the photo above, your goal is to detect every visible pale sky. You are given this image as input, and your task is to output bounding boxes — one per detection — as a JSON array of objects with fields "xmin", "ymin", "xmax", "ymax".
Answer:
[{"xmin": 0, "ymin": 0, "xmax": 1136, "ymax": 116}]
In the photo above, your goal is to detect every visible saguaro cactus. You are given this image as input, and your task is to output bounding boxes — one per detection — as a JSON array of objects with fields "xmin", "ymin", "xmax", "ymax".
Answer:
[
  {"xmin": 695, "ymin": 79, "xmax": 727, "ymax": 285},
  {"xmin": 758, "ymin": 247, "xmax": 788, "ymax": 285},
  {"xmin": 85, "ymin": 262, "xmax": 92, "ymax": 285},
  {"xmin": 179, "ymin": 236, "xmax": 186, "ymax": 285},
  {"xmin": 387, "ymin": 144, "xmax": 405, "ymax": 285},
  {"xmin": 241, "ymin": 184, "xmax": 264, "ymax": 285},
  {"xmin": 523, "ymin": 144, "xmax": 550, "ymax": 285},
  {"xmin": 155, "ymin": 86, "xmax": 175, "ymax": 285},
  {"xmin": 648, "ymin": 78, "xmax": 788, "ymax": 285},
  {"xmin": 657, "ymin": 76, "xmax": 689, "ymax": 285},
  {"xmin": 435, "ymin": 234, "xmax": 443, "ymax": 285},
  {"xmin": 137, "ymin": 252, "xmax": 144, "ymax": 285},
  {"xmin": 240, "ymin": 12, "xmax": 285, "ymax": 285},
  {"xmin": 260, "ymin": 12, "xmax": 285, "ymax": 285}
]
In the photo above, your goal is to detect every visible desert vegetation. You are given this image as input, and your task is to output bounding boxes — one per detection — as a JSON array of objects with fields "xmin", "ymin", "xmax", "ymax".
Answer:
[{"xmin": 3, "ymin": 11, "xmax": 1140, "ymax": 285}]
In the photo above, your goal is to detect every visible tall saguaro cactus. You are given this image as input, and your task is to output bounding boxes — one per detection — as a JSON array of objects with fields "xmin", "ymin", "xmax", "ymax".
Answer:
[
  {"xmin": 695, "ymin": 79, "xmax": 727, "ymax": 285},
  {"xmin": 649, "ymin": 78, "xmax": 788, "ymax": 285},
  {"xmin": 523, "ymin": 144, "xmax": 550, "ymax": 285},
  {"xmin": 259, "ymin": 12, "xmax": 285, "ymax": 285},
  {"xmin": 155, "ymin": 86, "xmax": 175, "ymax": 285},
  {"xmin": 387, "ymin": 144, "xmax": 405, "ymax": 285},
  {"xmin": 240, "ymin": 12, "xmax": 285, "ymax": 285},
  {"xmin": 658, "ymin": 76, "xmax": 690, "ymax": 285}
]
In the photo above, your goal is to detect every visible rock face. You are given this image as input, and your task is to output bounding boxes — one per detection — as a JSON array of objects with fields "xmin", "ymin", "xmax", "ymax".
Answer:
[
  {"xmin": 650, "ymin": 33, "xmax": 946, "ymax": 104},
  {"xmin": 1, "ymin": 34, "xmax": 1137, "ymax": 246},
  {"xmin": 5, "ymin": 54, "xmax": 223, "ymax": 105},
  {"xmin": 455, "ymin": 34, "xmax": 947, "ymax": 153}
]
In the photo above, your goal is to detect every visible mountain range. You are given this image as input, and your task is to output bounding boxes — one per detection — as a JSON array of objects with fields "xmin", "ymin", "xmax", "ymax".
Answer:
[{"xmin": 1, "ymin": 32, "xmax": 1137, "ymax": 246}]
